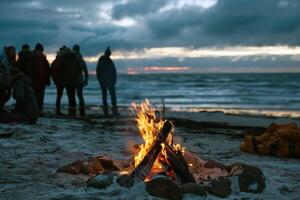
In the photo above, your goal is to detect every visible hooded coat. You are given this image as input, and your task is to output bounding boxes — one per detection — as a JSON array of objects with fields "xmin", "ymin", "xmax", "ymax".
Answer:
[
  {"xmin": 96, "ymin": 55, "xmax": 116, "ymax": 87},
  {"xmin": 10, "ymin": 73, "xmax": 39, "ymax": 123},
  {"xmin": 0, "ymin": 50, "xmax": 13, "ymax": 89},
  {"xmin": 50, "ymin": 54, "xmax": 61, "ymax": 85},
  {"xmin": 0, "ymin": 65, "xmax": 9, "ymax": 107},
  {"xmin": 0, "ymin": 51, "xmax": 11, "ymax": 75},
  {"xmin": 0, "ymin": 64, "xmax": 9, "ymax": 90},
  {"xmin": 33, "ymin": 51, "xmax": 50, "ymax": 87},
  {"xmin": 17, "ymin": 50, "xmax": 38, "ymax": 86},
  {"xmin": 59, "ymin": 49, "xmax": 82, "ymax": 86},
  {"xmin": 74, "ymin": 52, "xmax": 89, "ymax": 86}
]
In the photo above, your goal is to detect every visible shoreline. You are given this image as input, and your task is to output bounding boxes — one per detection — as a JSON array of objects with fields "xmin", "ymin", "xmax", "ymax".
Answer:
[{"xmin": 40, "ymin": 105, "xmax": 300, "ymax": 127}]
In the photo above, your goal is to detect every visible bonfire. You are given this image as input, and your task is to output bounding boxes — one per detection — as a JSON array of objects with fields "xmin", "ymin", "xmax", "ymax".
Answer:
[
  {"xmin": 57, "ymin": 99, "xmax": 266, "ymax": 199},
  {"xmin": 125, "ymin": 99, "xmax": 195, "ymax": 183}
]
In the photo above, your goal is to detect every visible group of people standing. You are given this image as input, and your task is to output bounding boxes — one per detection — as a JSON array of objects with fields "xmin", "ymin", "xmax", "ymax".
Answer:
[
  {"xmin": 51, "ymin": 45, "xmax": 89, "ymax": 116},
  {"xmin": 0, "ymin": 43, "xmax": 118, "ymax": 124}
]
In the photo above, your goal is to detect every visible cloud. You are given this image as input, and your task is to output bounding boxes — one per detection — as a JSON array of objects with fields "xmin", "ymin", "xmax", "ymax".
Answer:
[
  {"xmin": 112, "ymin": 0, "xmax": 168, "ymax": 19},
  {"xmin": 127, "ymin": 66, "xmax": 193, "ymax": 74},
  {"xmin": 1, "ymin": 0, "xmax": 300, "ymax": 53},
  {"xmin": 145, "ymin": 0, "xmax": 300, "ymax": 47},
  {"xmin": 0, "ymin": 0, "xmax": 300, "ymax": 73}
]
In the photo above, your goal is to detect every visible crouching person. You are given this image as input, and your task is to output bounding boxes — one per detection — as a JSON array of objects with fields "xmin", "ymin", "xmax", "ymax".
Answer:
[{"xmin": 0, "ymin": 68, "xmax": 39, "ymax": 124}]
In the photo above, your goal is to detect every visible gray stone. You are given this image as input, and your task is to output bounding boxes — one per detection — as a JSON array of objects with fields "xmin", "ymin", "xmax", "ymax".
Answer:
[
  {"xmin": 116, "ymin": 174, "xmax": 134, "ymax": 188},
  {"xmin": 181, "ymin": 183, "xmax": 207, "ymax": 197},
  {"xmin": 204, "ymin": 178, "xmax": 232, "ymax": 198},
  {"xmin": 57, "ymin": 160, "xmax": 83, "ymax": 175},
  {"xmin": 87, "ymin": 172, "xmax": 114, "ymax": 189},
  {"xmin": 234, "ymin": 163, "xmax": 265, "ymax": 193},
  {"xmin": 146, "ymin": 176, "xmax": 182, "ymax": 200}
]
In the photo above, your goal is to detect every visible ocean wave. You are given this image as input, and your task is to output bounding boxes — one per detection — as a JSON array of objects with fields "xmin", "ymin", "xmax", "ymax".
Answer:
[{"xmin": 170, "ymin": 107, "xmax": 300, "ymax": 118}]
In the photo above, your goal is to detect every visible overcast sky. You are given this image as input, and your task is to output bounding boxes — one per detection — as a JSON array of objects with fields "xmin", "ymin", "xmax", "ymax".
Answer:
[{"xmin": 1, "ymin": 0, "xmax": 300, "ymax": 73}]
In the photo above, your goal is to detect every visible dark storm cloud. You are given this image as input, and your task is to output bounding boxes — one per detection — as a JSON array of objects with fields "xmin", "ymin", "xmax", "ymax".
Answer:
[
  {"xmin": 145, "ymin": 0, "xmax": 300, "ymax": 47},
  {"xmin": 111, "ymin": 0, "xmax": 169, "ymax": 19},
  {"xmin": 1, "ymin": 0, "xmax": 300, "ymax": 56}
]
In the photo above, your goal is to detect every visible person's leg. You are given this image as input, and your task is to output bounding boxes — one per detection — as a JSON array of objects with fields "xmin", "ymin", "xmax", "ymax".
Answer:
[
  {"xmin": 34, "ymin": 85, "xmax": 45, "ymax": 112},
  {"xmin": 101, "ymin": 84, "xmax": 108, "ymax": 116},
  {"xmin": 56, "ymin": 84, "xmax": 64, "ymax": 115},
  {"xmin": 108, "ymin": 85, "xmax": 119, "ymax": 115},
  {"xmin": 76, "ymin": 85, "xmax": 85, "ymax": 116},
  {"xmin": 40, "ymin": 85, "xmax": 46, "ymax": 112},
  {"xmin": 76, "ymin": 85, "xmax": 85, "ymax": 107},
  {"xmin": 66, "ymin": 85, "xmax": 76, "ymax": 116}
]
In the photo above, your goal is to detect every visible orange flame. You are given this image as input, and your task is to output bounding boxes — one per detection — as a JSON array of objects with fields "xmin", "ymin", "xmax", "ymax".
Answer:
[
  {"xmin": 131, "ymin": 99, "xmax": 166, "ymax": 168},
  {"xmin": 131, "ymin": 99, "xmax": 185, "ymax": 175}
]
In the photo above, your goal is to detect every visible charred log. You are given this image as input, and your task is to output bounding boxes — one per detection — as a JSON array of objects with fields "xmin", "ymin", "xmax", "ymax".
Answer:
[
  {"xmin": 164, "ymin": 143, "xmax": 196, "ymax": 184},
  {"xmin": 130, "ymin": 121, "xmax": 173, "ymax": 181}
]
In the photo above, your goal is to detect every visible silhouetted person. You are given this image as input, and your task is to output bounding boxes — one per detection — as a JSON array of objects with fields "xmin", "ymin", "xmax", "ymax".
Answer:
[
  {"xmin": 59, "ymin": 47, "xmax": 82, "ymax": 116},
  {"xmin": 17, "ymin": 44, "xmax": 38, "ymax": 87},
  {"xmin": 73, "ymin": 44, "xmax": 89, "ymax": 116},
  {"xmin": 0, "ymin": 46, "xmax": 16, "ymax": 71},
  {"xmin": 96, "ymin": 47, "xmax": 118, "ymax": 116},
  {"xmin": 0, "ymin": 68, "xmax": 39, "ymax": 124},
  {"xmin": 50, "ymin": 46, "xmax": 66, "ymax": 115},
  {"xmin": 33, "ymin": 43, "xmax": 51, "ymax": 112},
  {"xmin": 7, "ymin": 46, "xmax": 17, "ymax": 68},
  {"xmin": 0, "ymin": 46, "xmax": 16, "ymax": 111}
]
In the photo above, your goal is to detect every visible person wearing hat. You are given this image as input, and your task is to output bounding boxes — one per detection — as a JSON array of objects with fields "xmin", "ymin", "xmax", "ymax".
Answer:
[
  {"xmin": 96, "ymin": 47, "xmax": 118, "ymax": 116},
  {"xmin": 33, "ymin": 43, "xmax": 51, "ymax": 113},
  {"xmin": 73, "ymin": 44, "xmax": 89, "ymax": 116},
  {"xmin": 0, "ymin": 68, "xmax": 39, "ymax": 123}
]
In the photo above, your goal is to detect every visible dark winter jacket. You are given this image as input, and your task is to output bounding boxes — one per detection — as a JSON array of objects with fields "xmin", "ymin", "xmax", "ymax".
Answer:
[
  {"xmin": 0, "ymin": 50, "xmax": 12, "ymax": 79},
  {"xmin": 17, "ymin": 50, "xmax": 38, "ymax": 86},
  {"xmin": 0, "ymin": 65, "xmax": 9, "ymax": 107},
  {"xmin": 0, "ymin": 50, "xmax": 14, "ymax": 88},
  {"xmin": 59, "ymin": 49, "xmax": 82, "ymax": 86},
  {"xmin": 0, "ymin": 64, "xmax": 9, "ymax": 90},
  {"xmin": 96, "ymin": 55, "xmax": 116, "ymax": 87},
  {"xmin": 74, "ymin": 53, "xmax": 89, "ymax": 86},
  {"xmin": 50, "ymin": 55, "xmax": 61, "ymax": 85},
  {"xmin": 33, "ymin": 51, "xmax": 50, "ymax": 87},
  {"xmin": 11, "ymin": 73, "xmax": 39, "ymax": 123}
]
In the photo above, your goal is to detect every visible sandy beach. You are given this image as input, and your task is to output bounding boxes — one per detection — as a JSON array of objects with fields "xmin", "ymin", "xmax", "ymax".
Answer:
[{"xmin": 1, "ymin": 107, "xmax": 299, "ymax": 200}]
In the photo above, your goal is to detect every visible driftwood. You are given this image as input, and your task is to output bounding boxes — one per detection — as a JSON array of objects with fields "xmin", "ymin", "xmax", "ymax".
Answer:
[
  {"xmin": 131, "ymin": 121, "xmax": 173, "ymax": 181},
  {"xmin": 164, "ymin": 143, "xmax": 196, "ymax": 183}
]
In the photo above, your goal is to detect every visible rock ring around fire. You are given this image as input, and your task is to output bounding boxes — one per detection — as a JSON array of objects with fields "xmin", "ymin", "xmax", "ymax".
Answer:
[{"xmin": 146, "ymin": 176, "xmax": 182, "ymax": 200}]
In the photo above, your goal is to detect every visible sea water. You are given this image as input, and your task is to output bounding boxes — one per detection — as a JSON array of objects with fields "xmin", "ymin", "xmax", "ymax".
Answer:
[{"xmin": 43, "ymin": 73, "xmax": 300, "ymax": 116}]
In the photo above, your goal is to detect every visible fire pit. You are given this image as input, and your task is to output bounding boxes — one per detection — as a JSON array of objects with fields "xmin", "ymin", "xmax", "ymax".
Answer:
[{"xmin": 57, "ymin": 99, "xmax": 266, "ymax": 199}]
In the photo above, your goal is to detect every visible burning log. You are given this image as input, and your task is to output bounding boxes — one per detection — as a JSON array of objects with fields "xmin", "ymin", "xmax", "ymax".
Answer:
[
  {"xmin": 129, "ymin": 99, "xmax": 196, "ymax": 184},
  {"xmin": 130, "ymin": 121, "xmax": 173, "ymax": 181},
  {"xmin": 164, "ymin": 143, "xmax": 196, "ymax": 184}
]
